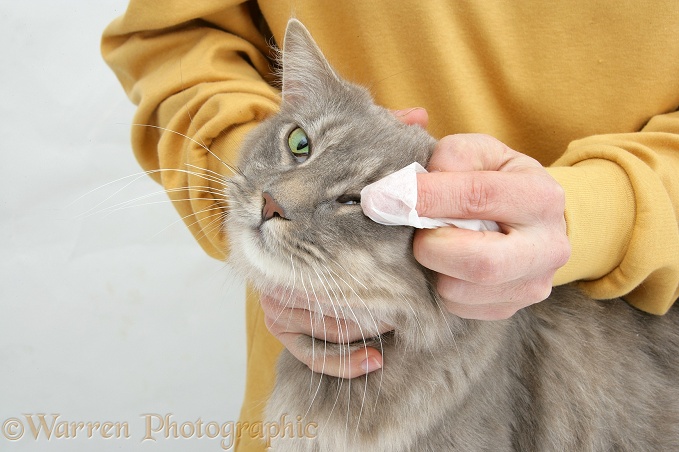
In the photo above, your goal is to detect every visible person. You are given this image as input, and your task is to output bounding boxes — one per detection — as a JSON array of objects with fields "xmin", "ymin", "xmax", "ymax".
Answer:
[{"xmin": 102, "ymin": 2, "xmax": 679, "ymax": 450}]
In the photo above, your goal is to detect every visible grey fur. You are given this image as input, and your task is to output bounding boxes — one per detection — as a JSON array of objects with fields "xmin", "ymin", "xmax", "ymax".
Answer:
[{"xmin": 225, "ymin": 19, "xmax": 679, "ymax": 451}]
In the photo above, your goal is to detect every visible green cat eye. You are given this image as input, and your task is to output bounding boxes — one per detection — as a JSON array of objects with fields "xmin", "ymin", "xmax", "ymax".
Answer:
[{"xmin": 288, "ymin": 127, "xmax": 310, "ymax": 163}]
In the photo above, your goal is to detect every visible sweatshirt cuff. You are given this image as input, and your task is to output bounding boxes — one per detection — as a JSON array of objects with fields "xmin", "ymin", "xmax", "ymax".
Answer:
[{"xmin": 548, "ymin": 159, "xmax": 635, "ymax": 289}]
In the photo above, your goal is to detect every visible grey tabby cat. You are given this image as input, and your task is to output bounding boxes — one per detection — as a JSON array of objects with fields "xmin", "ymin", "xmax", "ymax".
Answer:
[{"xmin": 225, "ymin": 19, "xmax": 679, "ymax": 451}]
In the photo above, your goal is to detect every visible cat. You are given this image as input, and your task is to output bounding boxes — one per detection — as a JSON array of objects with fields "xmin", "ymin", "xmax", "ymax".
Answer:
[{"xmin": 225, "ymin": 19, "xmax": 679, "ymax": 451}]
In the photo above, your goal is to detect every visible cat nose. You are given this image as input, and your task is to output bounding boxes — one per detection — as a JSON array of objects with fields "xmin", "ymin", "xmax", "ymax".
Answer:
[{"xmin": 262, "ymin": 192, "xmax": 287, "ymax": 221}]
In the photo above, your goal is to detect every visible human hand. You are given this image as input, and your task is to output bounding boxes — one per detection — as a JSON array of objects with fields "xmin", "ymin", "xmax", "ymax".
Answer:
[
  {"xmin": 260, "ymin": 292, "xmax": 391, "ymax": 378},
  {"xmin": 413, "ymin": 133, "xmax": 571, "ymax": 320},
  {"xmin": 259, "ymin": 108, "xmax": 426, "ymax": 378}
]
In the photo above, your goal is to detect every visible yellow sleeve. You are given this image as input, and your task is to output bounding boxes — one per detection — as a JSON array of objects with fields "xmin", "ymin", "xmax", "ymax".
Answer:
[
  {"xmin": 550, "ymin": 110, "xmax": 679, "ymax": 314},
  {"xmin": 101, "ymin": 0, "xmax": 280, "ymax": 259},
  {"xmin": 235, "ymin": 288, "xmax": 283, "ymax": 451}
]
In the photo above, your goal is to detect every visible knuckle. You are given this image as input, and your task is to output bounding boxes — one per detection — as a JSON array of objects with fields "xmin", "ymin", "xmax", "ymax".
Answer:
[
  {"xmin": 553, "ymin": 236, "xmax": 572, "ymax": 268},
  {"xmin": 470, "ymin": 252, "xmax": 504, "ymax": 284},
  {"xmin": 438, "ymin": 134, "xmax": 465, "ymax": 151},
  {"xmin": 535, "ymin": 178, "xmax": 566, "ymax": 219},
  {"xmin": 541, "ymin": 228, "xmax": 571, "ymax": 270},
  {"xmin": 526, "ymin": 280, "xmax": 553, "ymax": 303},
  {"xmin": 417, "ymin": 180, "xmax": 443, "ymax": 217},
  {"xmin": 459, "ymin": 176, "xmax": 493, "ymax": 216}
]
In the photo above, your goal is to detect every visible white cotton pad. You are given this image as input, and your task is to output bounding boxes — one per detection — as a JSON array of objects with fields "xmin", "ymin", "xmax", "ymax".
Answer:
[{"xmin": 360, "ymin": 162, "xmax": 500, "ymax": 231}]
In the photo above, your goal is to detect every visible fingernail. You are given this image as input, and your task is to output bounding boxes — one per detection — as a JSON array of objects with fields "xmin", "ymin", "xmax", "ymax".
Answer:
[{"xmin": 360, "ymin": 357, "xmax": 382, "ymax": 373}]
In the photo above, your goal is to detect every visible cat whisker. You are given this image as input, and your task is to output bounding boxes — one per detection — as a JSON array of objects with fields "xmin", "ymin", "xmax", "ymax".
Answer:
[
  {"xmin": 162, "ymin": 166, "xmax": 231, "ymax": 187},
  {"xmin": 432, "ymin": 296, "xmax": 460, "ymax": 356},
  {"xmin": 375, "ymin": 266, "xmax": 451, "ymax": 352},
  {"xmin": 324, "ymin": 266, "xmax": 383, "ymax": 350},
  {"xmin": 313, "ymin": 267, "xmax": 354, "ymax": 425},
  {"xmin": 184, "ymin": 210, "xmax": 229, "ymax": 243},
  {"xmin": 71, "ymin": 169, "xmax": 158, "ymax": 209},
  {"xmin": 312, "ymin": 270, "xmax": 354, "ymax": 444},
  {"xmin": 302, "ymin": 274, "xmax": 331, "ymax": 419},
  {"xmin": 326, "ymin": 256, "xmax": 369, "ymax": 292},
  {"xmin": 73, "ymin": 170, "xmax": 169, "ymax": 219},
  {"xmin": 323, "ymin": 276, "xmax": 368, "ymax": 449},
  {"xmin": 364, "ymin": 67, "xmax": 417, "ymax": 97},
  {"xmin": 129, "ymin": 123, "xmax": 245, "ymax": 178},
  {"xmin": 273, "ymin": 260, "xmax": 306, "ymax": 362},
  {"xmin": 398, "ymin": 294, "xmax": 438, "ymax": 361},
  {"xmin": 310, "ymin": 267, "xmax": 355, "ymax": 440},
  {"xmin": 91, "ymin": 191, "xmax": 225, "ymax": 219},
  {"xmin": 75, "ymin": 167, "xmax": 229, "ymax": 221},
  {"xmin": 157, "ymin": 203, "xmax": 227, "ymax": 234},
  {"xmin": 298, "ymin": 272, "xmax": 317, "ymax": 397},
  {"xmin": 177, "ymin": 58, "xmax": 211, "ymax": 154},
  {"xmin": 184, "ymin": 163, "xmax": 233, "ymax": 187},
  {"xmin": 269, "ymin": 255, "xmax": 299, "ymax": 332},
  {"xmin": 319, "ymin": 264, "xmax": 374, "ymax": 441}
]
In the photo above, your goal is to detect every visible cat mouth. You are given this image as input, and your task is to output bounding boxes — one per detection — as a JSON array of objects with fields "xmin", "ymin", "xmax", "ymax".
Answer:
[{"xmin": 249, "ymin": 221, "xmax": 286, "ymax": 255}]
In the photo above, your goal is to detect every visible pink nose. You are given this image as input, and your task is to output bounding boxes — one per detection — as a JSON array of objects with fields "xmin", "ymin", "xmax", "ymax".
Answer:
[{"xmin": 262, "ymin": 192, "xmax": 287, "ymax": 221}]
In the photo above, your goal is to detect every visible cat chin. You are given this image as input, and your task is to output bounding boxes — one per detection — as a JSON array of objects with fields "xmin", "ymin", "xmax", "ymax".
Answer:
[{"xmin": 227, "ymin": 228, "xmax": 294, "ymax": 284}]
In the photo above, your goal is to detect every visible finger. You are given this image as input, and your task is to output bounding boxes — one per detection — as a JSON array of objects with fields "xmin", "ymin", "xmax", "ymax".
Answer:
[
  {"xmin": 436, "ymin": 274, "xmax": 553, "ymax": 312},
  {"xmin": 413, "ymin": 227, "xmax": 542, "ymax": 284},
  {"xmin": 261, "ymin": 290, "xmax": 326, "ymax": 313},
  {"xmin": 415, "ymin": 170, "xmax": 562, "ymax": 224},
  {"xmin": 261, "ymin": 293, "xmax": 391, "ymax": 341},
  {"xmin": 440, "ymin": 299, "xmax": 526, "ymax": 320},
  {"xmin": 392, "ymin": 107, "xmax": 428, "ymax": 128},
  {"xmin": 261, "ymin": 290, "xmax": 371, "ymax": 319},
  {"xmin": 278, "ymin": 331, "xmax": 383, "ymax": 378},
  {"xmin": 263, "ymin": 307, "xmax": 367, "ymax": 344}
]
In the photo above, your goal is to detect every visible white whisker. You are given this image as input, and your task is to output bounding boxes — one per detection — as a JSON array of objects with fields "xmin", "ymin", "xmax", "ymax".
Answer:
[
  {"xmin": 129, "ymin": 123, "xmax": 242, "ymax": 176},
  {"xmin": 299, "ymin": 272, "xmax": 315, "ymax": 397},
  {"xmin": 303, "ymin": 274, "xmax": 331, "ymax": 420},
  {"xmin": 319, "ymin": 264, "xmax": 375, "ymax": 442}
]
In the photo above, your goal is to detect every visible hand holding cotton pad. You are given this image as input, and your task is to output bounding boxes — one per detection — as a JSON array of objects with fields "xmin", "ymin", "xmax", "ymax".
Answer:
[{"xmin": 360, "ymin": 162, "xmax": 500, "ymax": 232}]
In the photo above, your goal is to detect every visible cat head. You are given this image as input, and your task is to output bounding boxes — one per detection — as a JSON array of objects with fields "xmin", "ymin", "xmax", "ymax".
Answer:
[{"xmin": 226, "ymin": 20, "xmax": 448, "ymax": 343}]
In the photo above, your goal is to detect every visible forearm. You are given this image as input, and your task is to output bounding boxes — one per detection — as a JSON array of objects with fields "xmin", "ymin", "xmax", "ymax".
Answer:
[
  {"xmin": 550, "ymin": 109, "xmax": 679, "ymax": 313},
  {"xmin": 101, "ymin": 0, "xmax": 280, "ymax": 258}
]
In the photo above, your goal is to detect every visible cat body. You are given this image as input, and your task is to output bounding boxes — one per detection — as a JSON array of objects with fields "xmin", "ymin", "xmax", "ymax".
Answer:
[
  {"xmin": 269, "ymin": 288, "xmax": 679, "ymax": 451},
  {"xmin": 225, "ymin": 20, "xmax": 679, "ymax": 451}
]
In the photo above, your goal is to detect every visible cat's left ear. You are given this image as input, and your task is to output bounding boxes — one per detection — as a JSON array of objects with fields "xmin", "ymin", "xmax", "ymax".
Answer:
[{"xmin": 280, "ymin": 19, "xmax": 342, "ymax": 106}]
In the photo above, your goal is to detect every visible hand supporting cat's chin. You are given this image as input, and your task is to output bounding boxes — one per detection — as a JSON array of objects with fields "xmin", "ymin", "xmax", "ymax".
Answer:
[
  {"xmin": 260, "ymin": 289, "xmax": 394, "ymax": 341},
  {"xmin": 259, "ymin": 288, "xmax": 395, "ymax": 378}
]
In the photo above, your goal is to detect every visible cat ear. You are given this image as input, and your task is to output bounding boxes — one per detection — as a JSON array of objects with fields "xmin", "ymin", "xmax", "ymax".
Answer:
[{"xmin": 281, "ymin": 19, "xmax": 342, "ymax": 106}]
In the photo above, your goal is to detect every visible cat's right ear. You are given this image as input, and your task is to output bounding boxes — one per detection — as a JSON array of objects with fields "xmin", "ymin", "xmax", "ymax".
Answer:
[{"xmin": 280, "ymin": 19, "xmax": 342, "ymax": 106}]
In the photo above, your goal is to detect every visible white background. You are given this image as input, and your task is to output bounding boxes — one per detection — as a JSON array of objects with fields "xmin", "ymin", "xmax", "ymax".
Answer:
[{"xmin": 0, "ymin": 1, "xmax": 248, "ymax": 450}]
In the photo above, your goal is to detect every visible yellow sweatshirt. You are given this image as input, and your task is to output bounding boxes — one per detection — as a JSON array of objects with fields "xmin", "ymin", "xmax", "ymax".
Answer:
[{"xmin": 102, "ymin": 1, "xmax": 679, "ymax": 450}]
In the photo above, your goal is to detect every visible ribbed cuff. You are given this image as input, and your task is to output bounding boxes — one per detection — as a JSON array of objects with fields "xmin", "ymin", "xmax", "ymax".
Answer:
[{"xmin": 548, "ymin": 159, "xmax": 635, "ymax": 287}]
